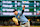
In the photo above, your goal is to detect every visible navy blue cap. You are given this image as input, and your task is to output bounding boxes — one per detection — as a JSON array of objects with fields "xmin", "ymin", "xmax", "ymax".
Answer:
[{"xmin": 13, "ymin": 9, "xmax": 17, "ymax": 12}]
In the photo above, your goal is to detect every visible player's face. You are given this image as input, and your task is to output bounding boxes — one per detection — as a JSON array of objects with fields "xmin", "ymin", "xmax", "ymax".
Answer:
[{"xmin": 14, "ymin": 11, "xmax": 18, "ymax": 15}]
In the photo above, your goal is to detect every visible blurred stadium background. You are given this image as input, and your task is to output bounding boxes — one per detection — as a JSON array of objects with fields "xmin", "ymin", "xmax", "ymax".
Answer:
[{"xmin": 0, "ymin": 0, "xmax": 40, "ymax": 27}]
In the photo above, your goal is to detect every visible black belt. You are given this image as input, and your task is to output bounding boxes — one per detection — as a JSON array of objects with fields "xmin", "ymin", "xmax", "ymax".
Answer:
[{"xmin": 21, "ymin": 21, "xmax": 28, "ymax": 25}]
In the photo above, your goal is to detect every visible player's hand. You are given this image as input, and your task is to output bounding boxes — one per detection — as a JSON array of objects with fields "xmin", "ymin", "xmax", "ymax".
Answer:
[
  {"xmin": 23, "ymin": 5, "xmax": 25, "ymax": 10},
  {"xmin": 16, "ymin": 23, "xmax": 19, "ymax": 26},
  {"xmin": 23, "ymin": 5, "xmax": 25, "ymax": 8}
]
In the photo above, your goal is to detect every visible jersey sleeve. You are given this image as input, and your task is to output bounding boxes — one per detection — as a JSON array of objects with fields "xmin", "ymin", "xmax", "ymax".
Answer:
[
  {"xmin": 18, "ymin": 10, "xmax": 24, "ymax": 16},
  {"xmin": 22, "ymin": 10, "xmax": 24, "ymax": 14}
]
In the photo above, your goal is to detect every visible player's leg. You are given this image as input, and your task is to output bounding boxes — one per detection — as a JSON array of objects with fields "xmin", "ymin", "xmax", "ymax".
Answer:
[
  {"xmin": 20, "ymin": 25, "xmax": 25, "ymax": 27},
  {"xmin": 24, "ymin": 20, "xmax": 30, "ymax": 27},
  {"xmin": 20, "ymin": 21, "xmax": 30, "ymax": 27},
  {"xmin": 28, "ymin": 20, "xmax": 30, "ymax": 27},
  {"xmin": 20, "ymin": 22, "xmax": 25, "ymax": 27},
  {"xmin": 12, "ymin": 17, "xmax": 19, "ymax": 25}
]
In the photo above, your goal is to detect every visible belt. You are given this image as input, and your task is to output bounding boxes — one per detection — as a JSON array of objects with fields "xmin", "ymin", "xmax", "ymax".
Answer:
[
  {"xmin": 22, "ymin": 21, "xmax": 28, "ymax": 25},
  {"xmin": 22, "ymin": 22, "xmax": 27, "ymax": 25}
]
